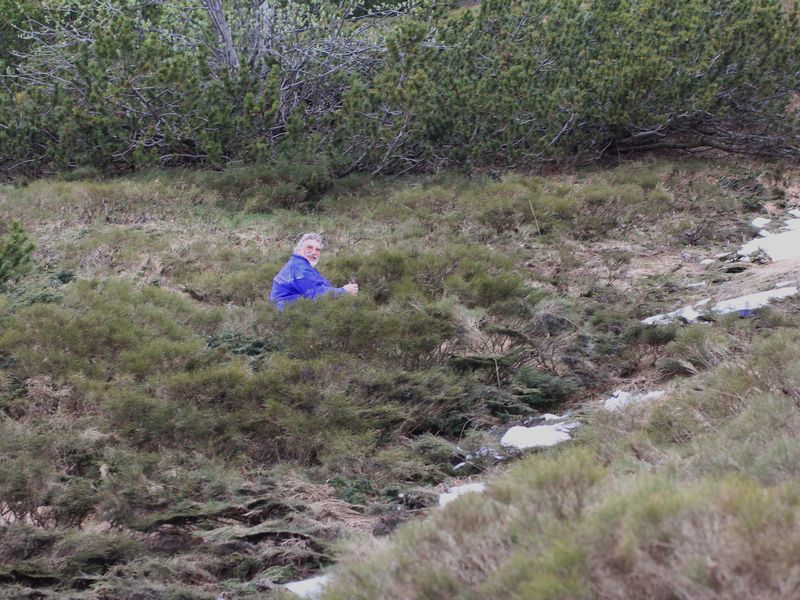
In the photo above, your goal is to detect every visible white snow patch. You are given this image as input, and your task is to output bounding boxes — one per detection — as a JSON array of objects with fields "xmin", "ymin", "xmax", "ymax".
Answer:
[
  {"xmin": 642, "ymin": 304, "xmax": 704, "ymax": 325},
  {"xmin": 738, "ymin": 228, "xmax": 800, "ymax": 261},
  {"xmin": 758, "ymin": 230, "xmax": 772, "ymax": 238},
  {"xmin": 439, "ymin": 482, "xmax": 487, "ymax": 507},
  {"xmin": 285, "ymin": 575, "xmax": 331, "ymax": 599},
  {"xmin": 711, "ymin": 287, "xmax": 798, "ymax": 315},
  {"xmin": 700, "ymin": 258, "xmax": 715, "ymax": 266},
  {"xmin": 789, "ymin": 209, "xmax": 800, "ymax": 218},
  {"xmin": 685, "ymin": 281, "xmax": 708, "ymax": 289},
  {"xmin": 750, "ymin": 217, "xmax": 772, "ymax": 230},
  {"xmin": 500, "ymin": 422, "xmax": 577, "ymax": 450},
  {"xmin": 643, "ymin": 286, "xmax": 798, "ymax": 324},
  {"xmin": 604, "ymin": 389, "xmax": 667, "ymax": 412},
  {"xmin": 783, "ymin": 218, "xmax": 800, "ymax": 230}
]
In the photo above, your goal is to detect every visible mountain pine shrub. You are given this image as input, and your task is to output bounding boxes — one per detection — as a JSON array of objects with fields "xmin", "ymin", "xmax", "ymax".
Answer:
[{"xmin": 0, "ymin": 221, "xmax": 34, "ymax": 289}]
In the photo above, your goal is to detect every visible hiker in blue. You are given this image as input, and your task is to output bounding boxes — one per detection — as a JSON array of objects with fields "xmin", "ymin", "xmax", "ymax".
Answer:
[{"xmin": 270, "ymin": 232, "xmax": 359, "ymax": 310}]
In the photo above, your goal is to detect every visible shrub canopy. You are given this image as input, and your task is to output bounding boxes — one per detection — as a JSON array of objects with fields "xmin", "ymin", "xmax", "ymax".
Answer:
[{"xmin": 1, "ymin": 0, "xmax": 798, "ymax": 177}]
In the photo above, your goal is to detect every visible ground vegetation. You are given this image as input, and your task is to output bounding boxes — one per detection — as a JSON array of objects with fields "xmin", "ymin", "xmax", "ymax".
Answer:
[{"xmin": 0, "ymin": 155, "xmax": 797, "ymax": 597}]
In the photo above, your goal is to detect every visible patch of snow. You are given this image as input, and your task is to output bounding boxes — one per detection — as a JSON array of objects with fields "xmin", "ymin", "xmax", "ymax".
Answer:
[
  {"xmin": 285, "ymin": 575, "xmax": 331, "ymax": 599},
  {"xmin": 758, "ymin": 230, "xmax": 772, "ymax": 238},
  {"xmin": 604, "ymin": 389, "xmax": 667, "ymax": 411},
  {"xmin": 711, "ymin": 287, "xmax": 798, "ymax": 315},
  {"xmin": 738, "ymin": 228, "xmax": 800, "ymax": 261},
  {"xmin": 542, "ymin": 413, "xmax": 563, "ymax": 422},
  {"xmin": 439, "ymin": 482, "xmax": 487, "ymax": 507},
  {"xmin": 783, "ymin": 218, "xmax": 800, "ymax": 230},
  {"xmin": 643, "ymin": 285, "xmax": 799, "ymax": 325},
  {"xmin": 750, "ymin": 217, "xmax": 772, "ymax": 230},
  {"xmin": 715, "ymin": 252, "xmax": 733, "ymax": 259},
  {"xmin": 500, "ymin": 423, "xmax": 576, "ymax": 450},
  {"xmin": 700, "ymin": 258, "xmax": 715, "ymax": 266},
  {"xmin": 789, "ymin": 209, "xmax": 800, "ymax": 218},
  {"xmin": 642, "ymin": 304, "xmax": 704, "ymax": 325},
  {"xmin": 685, "ymin": 281, "xmax": 708, "ymax": 288}
]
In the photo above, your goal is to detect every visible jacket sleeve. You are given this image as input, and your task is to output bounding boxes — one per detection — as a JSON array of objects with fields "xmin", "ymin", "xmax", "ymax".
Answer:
[{"xmin": 293, "ymin": 275, "xmax": 345, "ymax": 300}]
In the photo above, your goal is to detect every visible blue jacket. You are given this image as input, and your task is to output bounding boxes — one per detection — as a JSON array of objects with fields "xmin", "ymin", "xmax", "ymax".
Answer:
[{"xmin": 270, "ymin": 254, "xmax": 345, "ymax": 309}]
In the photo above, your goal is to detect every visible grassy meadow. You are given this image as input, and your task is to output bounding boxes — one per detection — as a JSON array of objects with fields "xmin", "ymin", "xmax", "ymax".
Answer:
[{"xmin": 0, "ymin": 157, "xmax": 797, "ymax": 598}]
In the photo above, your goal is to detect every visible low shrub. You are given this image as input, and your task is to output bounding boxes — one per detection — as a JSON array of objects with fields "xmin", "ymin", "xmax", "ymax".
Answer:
[
  {"xmin": 658, "ymin": 324, "xmax": 736, "ymax": 375},
  {"xmin": 0, "ymin": 221, "xmax": 34, "ymax": 290},
  {"xmin": 511, "ymin": 367, "xmax": 581, "ymax": 408},
  {"xmin": 0, "ymin": 523, "xmax": 55, "ymax": 562},
  {"xmin": 158, "ymin": 362, "xmax": 253, "ymax": 408},
  {"xmin": 280, "ymin": 296, "xmax": 457, "ymax": 367},
  {"xmin": 53, "ymin": 530, "xmax": 144, "ymax": 578},
  {"xmin": 356, "ymin": 368, "xmax": 487, "ymax": 436},
  {"xmin": 46, "ymin": 475, "xmax": 100, "ymax": 527},
  {"xmin": 326, "ymin": 244, "xmax": 528, "ymax": 311},
  {"xmin": 0, "ymin": 279, "xmax": 214, "ymax": 380},
  {"xmin": 191, "ymin": 160, "xmax": 333, "ymax": 212},
  {"xmin": 688, "ymin": 393, "xmax": 800, "ymax": 485}
]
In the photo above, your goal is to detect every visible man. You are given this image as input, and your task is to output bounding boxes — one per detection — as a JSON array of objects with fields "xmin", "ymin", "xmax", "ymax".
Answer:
[{"xmin": 270, "ymin": 232, "xmax": 358, "ymax": 310}]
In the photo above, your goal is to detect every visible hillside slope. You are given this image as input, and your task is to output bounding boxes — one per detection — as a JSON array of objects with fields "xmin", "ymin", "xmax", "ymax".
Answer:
[{"xmin": 0, "ymin": 157, "xmax": 798, "ymax": 599}]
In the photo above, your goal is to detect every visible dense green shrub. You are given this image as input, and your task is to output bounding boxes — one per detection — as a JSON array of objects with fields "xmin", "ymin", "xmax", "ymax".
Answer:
[
  {"xmin": 0, "ymin": 222, "xmax": 34, "ymax": 289},
  {"xmin": 337, "ymin": 0, "xmax": 800, "ymax": 173},
  {"xmin": 0, "ymin": 279, "xmax": 213, "ymax": 379},
  {"xmin": 2, "ymin": 0, "xmax": 797, "ymax": 177},
  {"xmin": 327, "ymin": 244, "xmax": 527, "ymax": 309},
  {"xmin": 193, "ymin": 160, "xmax": 333, "ymax": 212}
]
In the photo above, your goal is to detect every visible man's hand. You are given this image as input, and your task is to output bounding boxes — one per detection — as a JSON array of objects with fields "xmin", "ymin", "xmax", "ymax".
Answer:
[{"xmin": 342, "ymin": 283, "xmax": 359, "ymax": 296}]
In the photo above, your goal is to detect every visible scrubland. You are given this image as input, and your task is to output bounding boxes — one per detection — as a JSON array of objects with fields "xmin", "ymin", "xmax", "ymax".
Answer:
[{"xmin": 0, "ymin": 157, "xmax": 798, "ymax": 598}]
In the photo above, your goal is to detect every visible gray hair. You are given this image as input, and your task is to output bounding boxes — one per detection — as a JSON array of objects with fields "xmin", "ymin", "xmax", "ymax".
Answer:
[{"xmin": 293, "ymin": 232, "xmax": 325, "ymax": 254}]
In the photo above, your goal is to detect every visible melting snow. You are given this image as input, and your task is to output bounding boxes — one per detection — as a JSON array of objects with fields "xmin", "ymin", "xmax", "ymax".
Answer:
[
  {"xmin": 642, "ymin": 304, "xmax": 705, "ymax": 325},
  {"xmin": 711, "ymin": 286, "xmax": 798, "ymax": 314},
  {"xmin": 789, "ymin": 209, "xmax": 800, "ymax": 218},
  {"xmin": 604, "ymin": 389, "xmax": 667, "ymax": 411},
  {"xmin": 783, "ymin": 218, "xmax": 800, "ymax": 230},
  {"xmin": 500, "ymin": 422, "xmax": 577, "ymax": 450},
  {"xmin": 439, "ymin": 482, "xmax": 487, "ymax": 507},
  {"xmin": 750, "ymin": 217, "xmax": 772, "ymax": 230},
  {"xmin": 285, "ymin": 575, "xmax": 331, "ymax": 599},
  {"xmin": 738, "ymin": 228, "xmax": 800, "ymax": 261},
  {"xmin": 643, "ymin": 286, "xmax": 798, "ymax": 324}
]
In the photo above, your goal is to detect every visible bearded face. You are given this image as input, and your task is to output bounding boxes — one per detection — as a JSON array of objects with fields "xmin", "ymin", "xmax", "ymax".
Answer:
[{"xmin": 300, "ymin": 240, "xmax": 322, "ymax": 266}]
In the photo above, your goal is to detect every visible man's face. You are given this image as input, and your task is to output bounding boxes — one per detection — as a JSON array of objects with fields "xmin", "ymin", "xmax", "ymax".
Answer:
[{"xmin": 301, "ymin": 240, "xmax": 323, "ymax": 266}]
